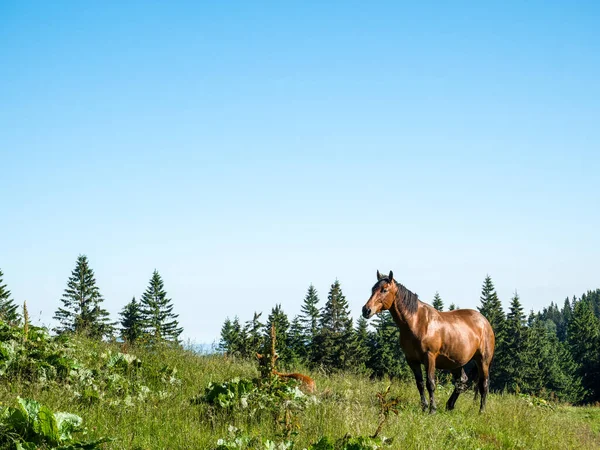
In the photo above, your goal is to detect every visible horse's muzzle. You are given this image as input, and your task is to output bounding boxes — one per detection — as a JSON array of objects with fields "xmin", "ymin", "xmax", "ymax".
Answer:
[{"xmin": 362, "ymin": 306, "xmax": 371, "ymax": 318}]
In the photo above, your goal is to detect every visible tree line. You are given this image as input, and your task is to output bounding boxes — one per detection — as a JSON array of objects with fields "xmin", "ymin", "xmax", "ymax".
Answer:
[
  {"xmin": 219, "ymin": 275, "xmax": 600, "ymax": 405},
  {"xmin": 0, "ymin": 255, "xmax": 182, "ymax": 344}
]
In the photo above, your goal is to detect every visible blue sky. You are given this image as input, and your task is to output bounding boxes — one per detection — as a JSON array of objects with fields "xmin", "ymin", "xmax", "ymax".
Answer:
[{"xmin": 1, "ymin": 1, "xmax": 599, "ymax": 344}]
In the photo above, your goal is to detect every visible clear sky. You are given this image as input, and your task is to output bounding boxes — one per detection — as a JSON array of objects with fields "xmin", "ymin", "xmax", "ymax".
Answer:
[{"xmin": 1, "ymin": 1, "xmax": 599, "ymax": 345}]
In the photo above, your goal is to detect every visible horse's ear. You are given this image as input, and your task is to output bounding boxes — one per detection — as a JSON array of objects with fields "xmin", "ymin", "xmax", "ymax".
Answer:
[
  {"xmin": 377, "ymin": 270, "xmax": 382, "ymax": 280},
  {"xmin": 388, "ymin": 271, "xmax": 394, "ymax": 282}
]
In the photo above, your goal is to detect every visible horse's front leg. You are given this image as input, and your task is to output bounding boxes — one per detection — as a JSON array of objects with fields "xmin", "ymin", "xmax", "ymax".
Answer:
[
  {"xmin": 424, "ymin": 353, "xmax": 437, "ymax": 414},
  {"xmin": 408, "ymin": 360, "xmax": 428, "ymax": 411}
]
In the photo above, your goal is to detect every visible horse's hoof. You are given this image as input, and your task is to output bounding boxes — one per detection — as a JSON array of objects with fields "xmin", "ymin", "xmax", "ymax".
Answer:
[{"xmin": 429, "ymin": 408, "xmax": 437, "ymax": 415}]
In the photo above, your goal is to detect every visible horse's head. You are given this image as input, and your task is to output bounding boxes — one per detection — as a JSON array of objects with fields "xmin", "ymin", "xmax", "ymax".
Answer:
[{"xmin": 362, "ymin": 270, "xmax": 398, "ymax": 319}]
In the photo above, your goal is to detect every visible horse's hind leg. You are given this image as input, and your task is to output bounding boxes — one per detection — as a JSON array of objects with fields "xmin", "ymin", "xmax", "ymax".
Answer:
[
  {"xmin": 424, "ymin": 353, "xmax": 437, "ymax": 414},
  {"xmin": 446, "ymin": 367, "xmax": 468, "ymax": 411},
  {"xmin": 476, "ymin": 358, "xmax": 490, "ymax": 413},
  {"xmin": 408, "ymin": 360, "xmax": 428, "ymax": 412}
]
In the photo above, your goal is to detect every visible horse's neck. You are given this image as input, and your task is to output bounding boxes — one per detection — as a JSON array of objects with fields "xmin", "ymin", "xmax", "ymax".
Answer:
[{"xmin": 390, "ymin": 296, "xmax": 422, "ymax": 337}]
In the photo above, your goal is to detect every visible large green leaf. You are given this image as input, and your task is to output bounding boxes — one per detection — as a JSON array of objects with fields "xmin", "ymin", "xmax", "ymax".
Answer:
[
  {"xmin": 55, "ymin": 412, "xmax": 83, "ymax": 441},
  {"xmin": 33, "ymin": 405, "xmax": 60, "ymax": 444},
  {"xmin": 17, "ymin": 397, "xmax": 40, "ymax": 423}
]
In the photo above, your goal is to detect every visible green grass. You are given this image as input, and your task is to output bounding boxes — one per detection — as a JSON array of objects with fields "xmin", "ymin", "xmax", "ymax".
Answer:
[{"xmin": 1, "ymin": 338, "xmax": 598, "ymax": 449}]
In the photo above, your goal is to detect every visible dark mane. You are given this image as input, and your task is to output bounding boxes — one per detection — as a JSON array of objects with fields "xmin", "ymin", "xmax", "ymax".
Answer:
[{"xmin": 394, "ymin": 281, "xmax": 419, "ymax": 315}]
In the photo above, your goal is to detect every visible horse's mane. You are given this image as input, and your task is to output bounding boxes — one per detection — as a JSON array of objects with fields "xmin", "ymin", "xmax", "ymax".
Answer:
[{"xmin": 394, "ymin": 281, "xmax": 419, "ymax": 315}]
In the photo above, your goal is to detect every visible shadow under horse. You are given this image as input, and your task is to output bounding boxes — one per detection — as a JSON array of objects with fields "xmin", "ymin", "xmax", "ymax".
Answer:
[{"xmin": 362, "ymin": 271, "xmax": 495, "ymax": 413}]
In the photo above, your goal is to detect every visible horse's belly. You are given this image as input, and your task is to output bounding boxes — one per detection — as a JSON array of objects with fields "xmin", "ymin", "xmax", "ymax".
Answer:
[{"xmin": 435, "ymin": 354, "xmax": 469, "ymax": 370}]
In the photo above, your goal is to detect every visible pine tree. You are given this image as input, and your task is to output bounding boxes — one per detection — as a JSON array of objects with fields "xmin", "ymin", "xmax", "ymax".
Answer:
[
  {"xmin": 477, "ymin": 275, "xmax": 506, "ymax": 390},
  {"xmin": 53, "ymin": 255, "xmax": 115, "ymax": 339},
  {"xmin": 241, "ymin": 312, "xmax": 264, "ymax": 358},
  {"xmin": 0, "ymin": 269, "xmax": 19, "ymax": 324},
  {"xmin": 495, "ymin": 291, "xmax": 526, "ymax": 392},
  {"xmin": 264, "ymin": 304, "xmax": 291, "ymax": 365},
  {"xmin": 520, "ymin": 318, "xmax": 584, "ymax": 403},
  {"xmin": 119, "ymin": 297, "xmax": 144, "ymax": 344},
  {"xmin": 299, "ymin": 284, "xmax": 321, "ymax": 362},
  {"xmin": 557, "ymin": 297, "xmax": 572, "ymax": 341},
  {"xmin": 139, "ymin": 270, "xmax": 183, "ymax": 343},
  {"xmin": 314, "ymin": 280, "xmax": 354, "ymax": 370},
  {"xmin": 366, "ymin": 311, "xmax": 410, "ymax": 379},
  {"xmin": 478, "ymin": 275, "xmax": 506, "ymax": 333},
  {"xmin": 352, "ymin": 316, "xmax": 371, "ymax": 370},
  {"xmin": 568, "ymin": 298, "xmax": 600, "ymax": 402},
  {"xmin": 581, "ymin": 289, "xmax": 600, "ymax": 319},
  {"xmin": 449, "ymin": 303, "xmax": 456, "ymax": 311},
  {"xmin": 432, "ymin": 292, "xmax": 444, "ymax": 311},
  {"xmin": 219, "ymin": 317, "xmax": 243, "ymax": 356},
  {"xmin": 288, "ymin": 316, "xmax": 306, "ymax": 365}
]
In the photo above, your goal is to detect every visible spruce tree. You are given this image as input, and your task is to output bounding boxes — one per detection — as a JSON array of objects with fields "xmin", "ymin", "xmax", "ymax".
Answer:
[
  {"xmin": 495, "ymin": 291, "xmax": 526, "ymax": 392},
  {"xmin": 219, "ymin": 317, "xmax": 243, "ymax": 356},
  {"xmin": 315, "ymin": 279, "xmax": 354, "ymax": 370},
  {"xmin": 432, "ymin": 292, "xmax": 444, "ymax": 311},
  {"xmin": 521, "ymin": 318, "xmax": 584, "ymax": 403},
  {"xmin": 559, "ymin": 297, "xmax": 573, "ymax": 341},
  {"xmin": 53, "ymin": 255, "xmax": 115, "ymax": 338},
  {"xmin": 478, "ymin": 275, "xmax": 506, "ymax": 333},
  {"xmin": 449, "ymin": 303, "xmax": 456, "ymax": 311},
  {"xmin": 299, "ymin": 284, "xmax": 321, "ymax": 362},
  {"xmin": 0, "ymin": 269, "xmax": 19, "ymax": 324},
  {"xmin": 264, "ymin": 304, "xmax": 291, "ymax": 365},
  {"xmin": 352, "ymin": 316, "xmax": 371, "ymax": 370},
  {"xmin": 139, "ymin": 270, "xmax": 183, "ymax": 343},
  {"xmin": 366, "ymin": 311, "xmax": 409, "ymax": 379},
  {"xmin": 241, "ymin": 312, "xmax": 264, "ymax": 358},
  {"xmin": 568, "ymin": 299, "xmax": 600, "ymax": 402},
  {"xmin": 119, "ymin": 297, "xmax": 144, "ymax": 344},
  {"xmin": 477, "ymin": 275, "xmax": 506, "ymax": 390},
  {"xmin": 288, "ymin": 316, "xmax": 306, "ymax": 365}
]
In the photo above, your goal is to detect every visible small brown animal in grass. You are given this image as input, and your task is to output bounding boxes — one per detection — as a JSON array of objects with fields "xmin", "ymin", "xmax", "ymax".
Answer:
[{"xmin": 256, "ymin": 353, "xmax": 316, "ymax": 394}]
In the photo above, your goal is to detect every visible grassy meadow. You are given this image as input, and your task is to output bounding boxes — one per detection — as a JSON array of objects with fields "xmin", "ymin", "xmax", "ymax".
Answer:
[{"xmin": 1, "ymin": 336, "xmax": 599, "ymax": 450}]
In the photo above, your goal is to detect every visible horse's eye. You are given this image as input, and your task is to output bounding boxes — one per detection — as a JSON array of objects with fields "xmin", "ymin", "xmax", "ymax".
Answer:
[{"xmin": 381, "ymin": 288, "xmax": 387, "ymax": 293}]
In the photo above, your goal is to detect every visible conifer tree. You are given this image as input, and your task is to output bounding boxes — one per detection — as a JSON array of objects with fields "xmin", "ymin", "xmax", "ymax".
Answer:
[
  {"xmin": 264, "ymin": 304, "xmax": 291, "ymax": 365},
  {"xmin": 495, "ymin": 291, "xmax": 526, "ymax": 391},
  {"xmin": 53, "ymin": 255, "xmax": 115, "ymax": 338},
  {"xmin": 119, "ymin": 297, "xmax": 144, "ymax": 344},
  {"xmin": 299, "ymin": 284, "xmax": 321, "ymax": 362},
  {"xmin": 314, "ymin": 279, "xmax": 354, "ymax": 370},
  {"xmin": 559, "ymin": 297, "xmax": 573, "ymax": 341},
  {"xmin": 352, "ymin": 316, "xmax": 371, "ymax": 370},
  {"xmin": 241, "ymin": 312, "xmax": 264, "ymax": 358},
  {"xmin": 0, "ymin": 269, "xmax": 19, "ymax": 324},
  {"xmin": 478, "ymin": 275, "xmax": 506, "ymax": 333},
  {"xmin": 432, "ymin": 292, "xmax": 444, "ymax": 311},
  {"xmin": 366, "ymin": 311, "xmax": 409, "ymax": 379},
  {"xmin": 581, "ymin": 289, "xmax": 600, "ymax": 319},
  {"xmin": 568, "ymin": 299, "xmax": 600, "ymax": 402},
  {"xmin": 520, "ymin": 318, "xmax": 584, "ymax": 403},
  {"xmin": 477, "ymin": 275, "xmax": 506, "ymax": 390},
  {"xmin": 448, "ymin": 303, "xmax": 456, "ymax": 311},
  {"xmin": 219, "ymin": 317, "xmax": 243, "ymax": 356},
  {"xmin": 288, "ymin": 316, "xmax": 306, "ymax": 365},
  {"xmin": 139, "ymin": 270, "xmax": 183, "ymax": 343}
]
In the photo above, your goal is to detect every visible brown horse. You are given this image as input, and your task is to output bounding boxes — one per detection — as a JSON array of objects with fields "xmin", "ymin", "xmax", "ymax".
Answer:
[{"xmin": 362, "ymin": 271, "xmax": 494, "ymax": 413}]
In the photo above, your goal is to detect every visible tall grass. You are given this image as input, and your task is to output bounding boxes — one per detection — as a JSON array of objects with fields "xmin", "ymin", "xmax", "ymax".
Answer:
[{"xmin": 1, "ymin": 338, "xmax": 598, "ymax": 449}]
